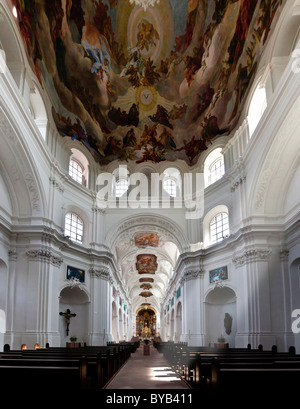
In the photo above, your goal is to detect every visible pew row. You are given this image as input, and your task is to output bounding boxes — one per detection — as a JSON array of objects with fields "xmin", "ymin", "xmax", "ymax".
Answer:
[
  {"xmin": 0, "ymin": 343, "xmax": 136, "ymax": 390},
  {"xmin": 154, "ymin": 342, "xmax": 300, "ymax": 392}
]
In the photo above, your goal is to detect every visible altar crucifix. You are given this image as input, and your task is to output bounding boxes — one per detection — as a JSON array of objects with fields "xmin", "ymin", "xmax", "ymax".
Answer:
[{"xmin": 59, "ymin": 308, "xmax": 76, "ymax": 336}]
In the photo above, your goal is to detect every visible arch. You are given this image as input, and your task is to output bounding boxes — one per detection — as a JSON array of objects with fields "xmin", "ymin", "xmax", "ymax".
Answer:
[
  {"xmin": 250, "ymin": 94, "xmax": 300, "ymax": 216},
  {"xmin": 0, "ymin": 259, "xmax": 7, "ymax": 353},
  {"xmin": 119, "ymin": 307, "xmax": 123, "ymax": 339},
  {"xmin": 0, "ymin": 2, "xmax": 25, "ymax": 88},
  {"xmin": 59, "ymin": 286, "xmax": 89, "ymax": 346},
  {"xmin": 0, "ymin": 105, "xmax": 47, "ymax": 217},
  {"xmin": 107, "ymin": 213, "xmax": 189, "ymax": 254},
  {"xmin": 170, "ymin": 308, "xmax": 175, "ymax": 341},
  {"xmin": 205, "ymin": 286, "xmax": 237, "ymax": 347},
  {"xmin": 290, "ymin": 258, "xmax": 300, "ymax": 312},
  {"xmin": 175, "ymin": 302, "xmax": 182, "ymax": 342},
  {"xmin": 29, "ymin": 81, "xmax": 48, "ymax": 140},
  {"xmin": 112, "ymin": 301, "xmax": 118, "ymax": 342}
]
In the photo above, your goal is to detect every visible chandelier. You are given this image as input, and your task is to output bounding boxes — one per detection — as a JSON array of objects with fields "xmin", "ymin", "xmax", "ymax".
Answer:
[{"xmin": 129, "ymin": 0, "xmax": 160, "ymax": 11}]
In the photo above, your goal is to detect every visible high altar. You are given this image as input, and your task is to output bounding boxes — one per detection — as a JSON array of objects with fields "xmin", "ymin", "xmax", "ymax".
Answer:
[{"xmin": 136, "ymin": 309, "xmax": 156, "ymax": 338}]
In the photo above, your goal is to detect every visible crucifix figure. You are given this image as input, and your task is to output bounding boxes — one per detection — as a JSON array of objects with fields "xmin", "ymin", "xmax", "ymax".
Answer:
[{"xmin": 59, "ymin": 308, "xmax": 76, "ymax": 336}]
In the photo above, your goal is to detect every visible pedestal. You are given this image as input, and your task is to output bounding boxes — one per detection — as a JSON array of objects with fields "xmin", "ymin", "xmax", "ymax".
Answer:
[
  {"xmin": 214, "ymin": 342, "xmax": 229, "ymax": 349},
  {"xmin": 66, "ymin": 342, "xmax": 80, "ymax": 348}
]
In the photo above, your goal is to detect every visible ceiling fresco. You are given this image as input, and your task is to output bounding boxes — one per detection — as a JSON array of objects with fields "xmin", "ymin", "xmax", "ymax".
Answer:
[
  {"xmin": 12, "ymin": 0, "xmax": 284, "ymax": 166},
  {"xmin": 136, "ymin": 254, "xmax": 158, "ymax": 274},
  {"xmin": 134, "ymin": 232, "xmax": 159, "ymax": 247}
]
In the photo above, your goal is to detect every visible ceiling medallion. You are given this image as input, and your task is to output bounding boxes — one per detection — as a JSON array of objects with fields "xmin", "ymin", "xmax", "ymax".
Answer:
[{"xmin": 129, "ymin": 0, "xmax": 160, "ymax": 11}]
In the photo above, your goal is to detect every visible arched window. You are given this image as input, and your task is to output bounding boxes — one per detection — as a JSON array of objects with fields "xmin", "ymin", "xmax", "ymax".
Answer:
[
  {"xmin": 64, "ymin": 212, "xmax": 83, "ymax": 244},
  {"xmin": 69, "ymin": 159, "xmax": 83, "ymax": 184},
  {"xmin": 248, "ymin": 84, "xmax": 267, "ymax": 137},
  {"xmin": 115, "ymin": 178, "xmax": 129, "ymax": 197},
  {"xmin": 204, "ymin": 148, "xmax": 225, "ymax": 187},
  {"xmin": 69, "ymin": 149, "xmax": 89, "ymax": 187},
  {"xmin": 162, "ymin": 168, "xmax": 181, "ymax": 198},
  {"xmin": 163, "ymin": 178, "xmax": 177, "ymax": 197},
  {"xmin": 209, "ymin": 158, "xmax": 225, "ymax": 185},
  {"xmin": 29, "ymin": 84, "xmax": 48, "ymax": 140},
  {"xmin": 210, "ymin": 212, "xmax": 229, "ymax": 244}
]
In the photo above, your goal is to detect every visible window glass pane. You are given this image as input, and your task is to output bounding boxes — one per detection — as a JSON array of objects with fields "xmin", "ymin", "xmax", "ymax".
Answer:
[
  {"xmin": 210, "ymin": 159, "xmax": 225, "ymax": 184},
  {"xmin": 69, "ymin": 159, "xmax": 83, "ymax": 184},
  {"xmin": 163, "ymin": 179, "xmax": 177, "ymax": 197},
  {"xmin": 210, "ymin": 212, "xmax": 229, "ymax": 244},
  {"xmin": 115, "ymin": 179, "xmax": 129, "ymax": 197},
  {"xmin": 64, "ymin": 212, "xmax": 83, "ymax": 244}
]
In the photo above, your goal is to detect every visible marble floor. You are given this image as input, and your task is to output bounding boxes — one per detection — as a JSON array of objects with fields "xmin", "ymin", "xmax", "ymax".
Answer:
[{"xmin": 105, "ymin": 343, "xmax": 191, "ymax": 389}]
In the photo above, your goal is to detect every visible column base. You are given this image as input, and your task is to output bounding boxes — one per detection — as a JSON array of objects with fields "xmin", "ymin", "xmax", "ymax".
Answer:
[
  {"xmin": 180, "ymin": 333, "xmax": 207, "ymax": 346},
  {"xmin": 89, "ymin": 332, "xmax": 113, "ymax": 346},
  {"xmin": 235, "ymin": 332, "xmax": 276, "ymax": 350}
]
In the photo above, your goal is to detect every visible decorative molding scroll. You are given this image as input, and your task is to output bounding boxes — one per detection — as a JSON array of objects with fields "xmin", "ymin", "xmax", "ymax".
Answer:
[
  {"xmin": 49, "ymin": 176, "xmax": 64, "ymax": 193},
  {"xmin": 0, "ymin": 112, "xmax": 17, "ymax": 144},
  {"xmin": 232, "ymin": 249, "xmax": 271, "ymax": 266},
  {"xmin": 24, "ymin": 172, "xmax": 40, "ymax": 212},
  {"xmin": 26, "ymin": 249, "xmax": 63, "ymax": 266},
  {"xmin": 279, "ymin": 249, "xmax": 289, "ymax": 261},
  {"xmin": 181, "ymin": 269, "xmax": 205, "ymax": 282},
  {"xmin": 65, "ymin": 277, "xmax": 85, "ymax": 290},
  {"xmin": 231, "ymin": 176, "xmax": 246, "ymax": 192},
  {"xmin": 8, "ymin": 250, "xmax": 17, "ymax": 261},
  {"xmin": 91, "ymin": 207, "xmax": 106, "ymax": 215},
  {"xmin": 89, "ymin": 267, "xmax": 113, "ymax": 283}
]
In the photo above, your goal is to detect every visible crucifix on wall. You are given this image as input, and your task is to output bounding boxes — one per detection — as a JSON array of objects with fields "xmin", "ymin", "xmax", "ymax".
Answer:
[{"xmin": 59, "ymin": 308, "xmax": 76, "ymax": 336}]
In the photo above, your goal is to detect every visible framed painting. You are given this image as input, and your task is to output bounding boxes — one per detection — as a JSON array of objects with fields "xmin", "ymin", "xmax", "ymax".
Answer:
[
  {"xmin": 209, "ymin": 266, "xmax": 228, "ymax": 283},
  {"xmin": 67, "ymin": 266, "xmax": 85, "ymax": 283}
]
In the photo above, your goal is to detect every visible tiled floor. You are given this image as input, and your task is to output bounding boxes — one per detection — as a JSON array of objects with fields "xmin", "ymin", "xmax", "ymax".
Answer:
[{"xmin": 105, "ymin": 343, "xmax": 191, "ymax": 389}]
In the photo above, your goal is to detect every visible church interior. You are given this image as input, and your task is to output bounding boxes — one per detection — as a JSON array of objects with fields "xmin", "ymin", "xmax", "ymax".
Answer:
[{"xmin": 0, "ymin": 0, "xmax": 300, "ymax": 395}]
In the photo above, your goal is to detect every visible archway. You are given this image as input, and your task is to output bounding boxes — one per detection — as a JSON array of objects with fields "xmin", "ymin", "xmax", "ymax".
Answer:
[
  {"xmin": 136, "ymin": 307, "xmax": 157, "ymax": 339},
  {"xmin": 205, "ymin": 286, "xmax": 237, "ymax": 347},
  {"xmin": 170, "ymin": 309, "xmax": 175, "ymax": 341},
  {"xmin": 0, "ymin": 260, "xmax": 7, "ymax": 352},
  {"xmin": 175, "ymin": 302, "xmax": 182, "ymax": 342},
  {"xmin": 112, "ymin": 301, "xmax": 118, "ymax": 342},
  {"xmin": 290, "ymin": 258, "xmax": 300, "ymax": 352},
  {"xmin": 59, "ymin": 286, "xmax": 89, "ymax": 346},
  {"xmin": 119, "ymin": 307, "xmax": 123, "ymax": 340}
]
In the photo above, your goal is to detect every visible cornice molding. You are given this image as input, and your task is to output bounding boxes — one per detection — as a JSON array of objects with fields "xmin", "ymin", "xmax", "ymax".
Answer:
[
  {"xmin": 232, "ymin": 248, "xmax": 271, "ymax": 267},
  {"xmin": 26, "ymin": 249, "xmax": 63, "ymax": 266}
]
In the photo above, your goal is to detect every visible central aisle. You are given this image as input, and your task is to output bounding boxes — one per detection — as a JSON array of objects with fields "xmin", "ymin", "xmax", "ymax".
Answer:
[{"xmin": 105, "ymin": 343, "xmax": 191, "ymax": 389}]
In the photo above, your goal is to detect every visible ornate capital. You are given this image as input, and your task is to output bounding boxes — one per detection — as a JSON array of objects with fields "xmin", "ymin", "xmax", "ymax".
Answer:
[
  {"xmin": 49, "ymin": 176, "xmax": 64, "ymax": 193},
  {"xmin": 26, "ymin": 249, "xmax": 63, "ymax": 266},
  {"xmin": 279, "ymin": 250, "xmax": 289, "ymax": 262},
  {"xmin": 89, "ymin": 267, "xmax": 112, "ymax": 282},
  {"xmin": 92, "ymin": 207, "xmax": 106, "ymax": 215},
  {"xmin": 231, "ymin": 176, "xmax": 246, "ymax": 192},
  {"xmin": 8, "ymin": 250, "xmax": 17, "ymax": 261},
  {"xmin": 182, "ymin": 269, "xmax": 204, "ymax": 282},
  {"xmin": 233, "ymin": 249, "xmax": 271, "ymax": 266}
]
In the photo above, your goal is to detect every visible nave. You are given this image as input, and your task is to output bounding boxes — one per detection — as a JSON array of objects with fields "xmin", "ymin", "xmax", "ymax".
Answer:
[{"xmin": 105, "ymin": 342, "xmax": 190, "ymax": 389}]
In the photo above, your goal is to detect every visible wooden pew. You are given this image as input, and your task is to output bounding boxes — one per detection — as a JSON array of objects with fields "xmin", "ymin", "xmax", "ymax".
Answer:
[
  {"xmin": 0, "ymin": 344, "xmax": 133, "ymax": 390},
  {"xmin": 155, "ymin": 341, "xmax": 300, "ymax": 391}
]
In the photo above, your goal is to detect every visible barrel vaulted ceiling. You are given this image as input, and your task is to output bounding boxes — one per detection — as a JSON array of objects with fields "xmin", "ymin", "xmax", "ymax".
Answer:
[{"xmin": 12, "ymin": 0, "xmax": 284, "ymax": 166}]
